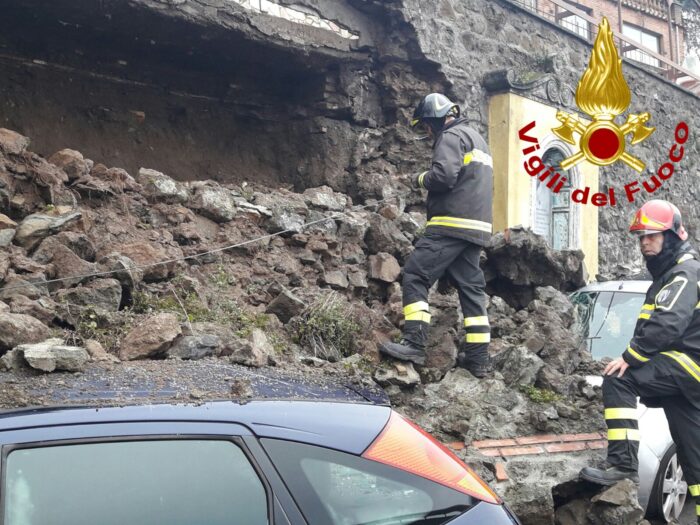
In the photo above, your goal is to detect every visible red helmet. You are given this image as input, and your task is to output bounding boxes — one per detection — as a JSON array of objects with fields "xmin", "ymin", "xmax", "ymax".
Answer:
[{"xmin": 629, "ymin": 200, "xmax": 688, "ymax": 241}]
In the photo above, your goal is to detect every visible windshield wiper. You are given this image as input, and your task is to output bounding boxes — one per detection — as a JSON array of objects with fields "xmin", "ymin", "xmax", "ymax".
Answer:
[{"xmin": 354, "ymin": 505, "xmax": 466, "ymax": 525}]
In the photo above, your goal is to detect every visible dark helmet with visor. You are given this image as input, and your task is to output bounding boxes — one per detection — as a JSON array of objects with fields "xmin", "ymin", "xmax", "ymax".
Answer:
[{"xmin": 411, "ymin": 93, "xmax": 460, "ymax": 132}]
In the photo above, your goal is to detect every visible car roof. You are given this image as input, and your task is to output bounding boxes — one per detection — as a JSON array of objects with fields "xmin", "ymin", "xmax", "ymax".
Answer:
[
  {"xmin": 0, "ymin": 360, "xmax": 391, "ymax": 452},
  {"xmin": 575, "ymin": 279, "xmax": 651, "ymax": 294},
  {"xmin": 0, "ymin": 359, "xmax": 389, "ymax": 409},
  {"xmin": 0, "ymin": 400, "xmax": 392, "ymax": 454}
]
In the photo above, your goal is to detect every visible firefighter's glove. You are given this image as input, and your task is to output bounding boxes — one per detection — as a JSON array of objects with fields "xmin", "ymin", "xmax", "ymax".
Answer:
[{"xmin": 412, "ymin": 171, "xmax": 428, "ymax": 189}]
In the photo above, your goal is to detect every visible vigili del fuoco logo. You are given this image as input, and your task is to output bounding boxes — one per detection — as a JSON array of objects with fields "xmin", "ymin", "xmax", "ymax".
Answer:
[{"xmin": 518, "ymin": 17, "xmax": 689, "ymax": 207}]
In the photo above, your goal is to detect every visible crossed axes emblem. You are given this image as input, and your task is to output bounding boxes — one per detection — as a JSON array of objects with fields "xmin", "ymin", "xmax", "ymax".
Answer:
[{"xmin": 553, "ymin": 111, "xmax": 655, "ymax": 173}]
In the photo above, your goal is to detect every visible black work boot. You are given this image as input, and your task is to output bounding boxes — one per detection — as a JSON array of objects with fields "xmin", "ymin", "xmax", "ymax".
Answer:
[
  {"xmin": 380, "ymin": 339, "xmax": 426, "ymax": 365},
  {"xmin": 457, "ymin": 343, "xmax": 493, "ymax": 378},
  {"xmin": 579, "ymin": 465, "xmax": 640, "ymax": 485},
  {"xmin": 381, "ymin": 319, "xmax": 428, "ymax": 365}
]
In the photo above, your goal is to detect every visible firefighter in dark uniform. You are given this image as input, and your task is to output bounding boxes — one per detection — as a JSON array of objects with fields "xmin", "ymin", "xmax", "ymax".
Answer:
[
  {"xmin": 380, "ymin": 93, "xmax": 494, "ymax": 377},
  {"xmin": 580, "ymin": 200, "xmax": 700, "ymax": 524}
]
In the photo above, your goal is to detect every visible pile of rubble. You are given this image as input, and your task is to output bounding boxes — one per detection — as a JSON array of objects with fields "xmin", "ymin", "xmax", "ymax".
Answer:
[{"xmin": 0, "ymin": 127, "xmax": 647, "ymax": 524}]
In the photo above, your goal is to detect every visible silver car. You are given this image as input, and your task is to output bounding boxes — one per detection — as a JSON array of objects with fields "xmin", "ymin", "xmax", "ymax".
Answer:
[{"xmin": 572, "ymin": 280, "xmax": 688, "ymax": 523}]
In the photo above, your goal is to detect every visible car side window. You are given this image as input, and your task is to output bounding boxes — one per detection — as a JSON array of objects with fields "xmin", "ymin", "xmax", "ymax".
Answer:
[
  {"xmin": 262, "ymin": 438, "xmax": 473, "ymax": 525},
  {"xmin": 2, "ymin": 439, "xmax": 268, "ymax": 525}
]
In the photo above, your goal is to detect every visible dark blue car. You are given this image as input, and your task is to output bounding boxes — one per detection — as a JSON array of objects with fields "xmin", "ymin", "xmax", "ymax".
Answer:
[{"xmin": 0, "ymin": 369, "xmax": 520, "ymax": 524}]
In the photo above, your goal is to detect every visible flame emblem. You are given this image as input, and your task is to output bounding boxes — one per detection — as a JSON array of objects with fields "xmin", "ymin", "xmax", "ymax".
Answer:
[{"xmin": 552, "ymin": 17, "xmax": 655, "ymax": 172}]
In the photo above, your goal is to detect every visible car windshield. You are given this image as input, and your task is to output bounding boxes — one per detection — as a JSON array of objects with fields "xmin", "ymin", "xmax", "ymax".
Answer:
[{"xmin": 571, "ymin": 290, "xmax": 645, "ymax": 360}]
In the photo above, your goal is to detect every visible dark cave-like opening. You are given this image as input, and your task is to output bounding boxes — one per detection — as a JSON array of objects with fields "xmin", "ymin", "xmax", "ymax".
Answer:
[{"xmin": 0, "ymin": 0, "xmax": 367, "ymax": 188}]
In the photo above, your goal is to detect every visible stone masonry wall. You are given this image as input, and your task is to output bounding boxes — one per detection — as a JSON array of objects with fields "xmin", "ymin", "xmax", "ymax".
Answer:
[{"xmin": 395, "ymin": 0, "xmax": 700, "ymax": 275}]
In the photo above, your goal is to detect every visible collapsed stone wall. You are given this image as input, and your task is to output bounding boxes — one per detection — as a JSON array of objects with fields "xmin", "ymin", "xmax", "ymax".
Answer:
[{"xmin": 0, "ymin": 128, "xmax": 628, "ymax": 523}]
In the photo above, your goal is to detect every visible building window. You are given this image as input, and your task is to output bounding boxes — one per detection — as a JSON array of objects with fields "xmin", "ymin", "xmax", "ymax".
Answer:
[
  {"xmin": 533, "ymin": 148, "xmax": 572, "ymax": 250},
  {"xmin": 556, "ymin": 2, "xmax": 591, "ymax": 40},
  {"xmin": 622, "ymin": 23, "xmax": 661, "ymax": 67},
  {"xmin": 561, "ymin": 14, "xmax": 590, "ymax": 39}
]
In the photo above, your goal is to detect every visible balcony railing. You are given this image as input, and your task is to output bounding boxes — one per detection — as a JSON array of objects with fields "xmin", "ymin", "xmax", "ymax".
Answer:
[{"xmin": 506, "ymin": 0, "xmax": 700, "ymax": 85}]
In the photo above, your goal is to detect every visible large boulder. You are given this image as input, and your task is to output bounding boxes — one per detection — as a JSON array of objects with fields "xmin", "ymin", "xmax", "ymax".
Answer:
[
  {"xmin": 229, "ymin": 329, "xmax": 272, "ymax": 367},
  {"xmin": 119, "ymin": 313, "xmax": 181, "ymax": 360},
  {"xmin": 322, "ymin": 270, "xmax": 349, "ymax": 289},
  {"xmin": 189, "ymin": 183, "xmax": 238, "ymax": 223},
  {"xmin": 525, "ymin": 298, "xmax": 584, "ymax": 376},
  {"xmin": 422, "ymin": 296, "xmax": 459, "ymax": 377},
  {"xmin": 53, "ymin": 278, "xmax": 123, "ymax": 312},
  {"xmin": 254, "ymin": 191, "xmax": 309, "ymax": 235},
  {"xmin": 96, "ymin": 253, "xmax": 143, "ymax": 291},
  {"xmin": 337, "ymin": 211, "xmax": 369, "ymax": 243},
  {"xmin": 48, "ymin": 149, "xmax": 93, "ymax": 182},
  {"xmin": 407, "ymin": 368, "xmax": 529, "ymax": 441},
  {"xmin": 14, "ymin": 211, "xmax": 82, "ymax": 250},
  {"xmin": 166, "ymin": 334, "xmax": 222, "ymax": 360},
  {"xmin": 44, "ymin": 245, "xmax": 98, "ymax": 288},
  {"xmin": 266, "ymin": 289, "xmax": 306, "ymax": 324},
  {"xmin": 33, "ymin": 232, "xmax": 97, "ymax": 263},
  {"xmin": 493, "ymin": 346, "xmax": 545, "ymax": 387},
  {"xmin": 501, "ymin": 454, "xmax": 601, "ymax": 525},
  {"xmin": 0, "ymin": 214, "xmax": 17, "ymax": 230},
  {"xmin": 368, "ymin": 252, "xmax": 401, "ymax": 283},
  {"xmin": 348, "ymin": 270, "xmax": 368, "ymax": 288},
  {"xmin": 303, "ymin": 185, "xmax": 348, "ymax": 211},
  {"xmin": 364, "ymin": 214, "xmax": 412, "ymax": 260},
  {"xmin": 7, "ymin": 295, "xmax": 58, "ymax": 325},
  {"xmin": 90, "ymin": 165, "xmax": 141, "ymax": 193},
  {"xmin": 184, "ymin": 322, "xmax": 239, "ymax": 356},
  {"xmin": 0, "ymin": 312, "xmax": 51, "ymax": 351},
  {"xmin": 137, "ymin": 168, "xmax": 189, "ymax": 203},
  {"xmin": 0, "ymin": 229, "xmax": 15, "ymax": 247},
  {"xmin": 0, "ymin": 128, "xmax": 30, "ymax": 155},
  {"xmin": 484, "ymin": 227, "xmax": 587, "ymax": 309},
  {"xmin": 109, "ymin": 242, "xmax": 173, "ymax": 282},
  {"xmin": 19, "ymin": 339, "xmax": 90, "ymax": 372},
  {"xmin": 0, "ymin": 252, "xmax": 10, "ymax": 282},
  {"xmin": 554, "ymin": 479, "xmax": 646, "ymax": 525},
  {"xmin": 0, "ymin": 274, "xmax": 47, "ymax": 301},
  {"xmin": 305, "ymin": 210, "xmax": 338, "ymax": 236},
  {"xmin": 374, "ymin": 361, "xmax": 421, "ymax": 387}
]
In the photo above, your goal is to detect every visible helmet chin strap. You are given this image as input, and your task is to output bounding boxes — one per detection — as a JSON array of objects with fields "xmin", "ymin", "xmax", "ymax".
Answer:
[{"xmin": 427, "ymin": 117, "xmax": 446, "ymax": 137}]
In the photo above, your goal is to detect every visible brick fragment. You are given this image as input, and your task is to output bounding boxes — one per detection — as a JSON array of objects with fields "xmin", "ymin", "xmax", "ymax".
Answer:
[
  {"xmin": 500, "ymin": 445, "xmax": 544, "ymax": 456},
  {"xmin": 472, "ymin": 438, "xmax": 518, "ymax": 448},
  {"xmin": 587, "ymin": 440, "xmax": 608, "ymax": 450},
  {"xmin": 515, "ymin": 434, "xmax": 560, "ymax": 445},
  {"xmin": 545, "ymin": 442, "xmax": 587, "ymax": 453},
  {"xmin": 480, "ymin": 448, "xmax": 502, "ymax": 457},
  {"xmin": 495, "ymin": 462, "xmax": 509, "ymax": 481},
  {"xmin": 561, "ymin": 432, "xmax": 603, "ymax": 442},
  {"xmin": 448, "ymin": 441, "xmax": 465, "ymax": 451}
]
